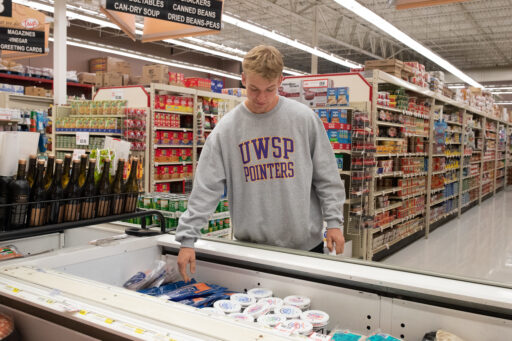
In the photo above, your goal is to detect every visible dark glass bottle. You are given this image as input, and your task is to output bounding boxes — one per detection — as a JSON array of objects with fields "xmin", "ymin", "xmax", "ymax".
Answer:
[
  {"xmin": 43, "ymin": 155, "xmax": 55, "ymax": 190},
  {"xmin": 63, "ymin": 160, "xmax": 81, "ymax": 222},
  {"xmin": 80, "ymin": 159, "xmax": 97, "ymax": 220},
  {"xmin": 26, "ymin": 154, "xmax": 37, "ymax": 188},
  {"xmin": 123, "ymin": 158, "xmax": 139, "ymax": 213},
  {"xmin": 8, "ymin": 160, "xmax": 30, "ymax": 229},
  {"xmin": 78, "ymin": 154, "xmax": 88, "ymax": 188},
  {"xmin": 48, "ymin": 159, "xmax": 65, "ymax": 224},
  {"xmin": 0, "ymin": 175, "xmax": 11, "ymax": 230},
  {"xmin": 110, "ymin": 158, "xmax": 125, "ymax": 215},
  {"xmin": 61, "ymin": 154, "xmax": 72, "ymax": 189},
  {"xmin": 28, "ymin": 160, "xmax": 47, "ymax": 227},
  {"xmin": 96, "ymin": 159, "xmax": 111, "ymax": 217}
]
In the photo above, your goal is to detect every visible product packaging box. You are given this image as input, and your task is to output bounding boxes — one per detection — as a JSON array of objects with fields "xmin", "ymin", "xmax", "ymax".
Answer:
[
  {"xmin": 78, "ymin": 72, "xmax": 96, "ymax": 84},
  {"xmin": 328, "ymin": 130, "xmax": 338, "ymax": 142},
  {"xmin": 317, "ymin": 109, "xmax": 329, "ymax": 123},
  {"xmin": 184, "ymin": 78, "xmax": 211, "ymax": 90},
  {"xmin": 329, "ymin": 109, "xmax": 341, "ymax": 123},
  {"xmin": 142, "ymin": 64, "xmax": 169, "ymax": 84},
  {"xmin": 169, "ymin": 72, "xmax": 185, "ymax": 86},
  {"xmin": 302, "ymin": 78, "xmax": 332, "ymax": 108},
  {"xmin": 89, "ymin": 57, "xmax": 125, "ymax": 73},
  {"xmin": 327, "ymin": 87, "xmax": 349, "ymax": 106},
  {"xmin": 103, "ymin": 72, "xmax": 123, "ymax": 87},
  {"xmin": 95, "ymin": 72, "xmax": 104, "ymax": 88},
  {"xmin": 25, "ymin": 86, "xmax": 46, "ymax": 97},
  {"xmin": 129, "ymin": 75, "xmax": 142, "ymax": 85},
  {"xmin": 122, "ymin": 74, "xmax": 130, "ymax": 86}
]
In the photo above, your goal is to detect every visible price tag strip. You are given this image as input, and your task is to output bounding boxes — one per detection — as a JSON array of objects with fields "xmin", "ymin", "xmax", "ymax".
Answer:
[{"xmin": 0, "ymin": 279, "xmax": 201, "ymax": 341}]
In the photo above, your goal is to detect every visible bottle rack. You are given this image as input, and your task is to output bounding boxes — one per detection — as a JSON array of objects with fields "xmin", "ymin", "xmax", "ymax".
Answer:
[
  {"xmin": 0, "ymin": 193, "xmax": 165, "ymax": 242},
  {"xmin": 148, "ymin": 84, "xmax": 243, "ymax": 194}
]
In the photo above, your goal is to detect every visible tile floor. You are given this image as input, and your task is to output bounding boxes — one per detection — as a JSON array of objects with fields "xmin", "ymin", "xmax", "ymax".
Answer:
[{"xmin": 382, "ymin": 189, "xmax": 512, "ymax": 285}]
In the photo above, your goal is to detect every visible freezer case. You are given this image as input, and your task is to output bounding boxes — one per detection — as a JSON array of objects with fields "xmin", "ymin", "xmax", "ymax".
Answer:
[{"xmin": 0, "ymin": 234, "xmax": 510, "ymax": 340}]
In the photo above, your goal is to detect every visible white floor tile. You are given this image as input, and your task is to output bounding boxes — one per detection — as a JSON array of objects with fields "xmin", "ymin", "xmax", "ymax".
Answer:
[{"xmin": 381, "ymin": 189, "xmax": 512, "ymax": 285}]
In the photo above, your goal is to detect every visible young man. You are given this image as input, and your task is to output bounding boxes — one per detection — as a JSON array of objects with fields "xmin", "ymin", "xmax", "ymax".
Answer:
[{"xmin": 176, "ymin": 45, "xmax": 345, "ymax": 281}]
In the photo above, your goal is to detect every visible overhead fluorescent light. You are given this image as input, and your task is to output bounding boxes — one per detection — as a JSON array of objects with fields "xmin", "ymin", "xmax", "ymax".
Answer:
[
  {"xmin": 486, "ymin": 87, "xmax": 512, "ymax": 91},
  {"xmin": 222, "ymin": 13, "xmax": 362, "ymax": 69},
  {"xmin": 491, "ymin": 91, "xmax": 512, "ymax": 95},
  {"xmin": 333, "ymin": 0, "xmax": 483, "ymax": 88},
  {"xmin": 447, "ymin": 85, "xmax": 465, "ymax": 89},
  {"xmin": 50, "ymin": 37, "xmax": 241, "ymax": 80},
  {"xmin": 495, "ymin": 102, "xmax": 512, "ymax": 105}
]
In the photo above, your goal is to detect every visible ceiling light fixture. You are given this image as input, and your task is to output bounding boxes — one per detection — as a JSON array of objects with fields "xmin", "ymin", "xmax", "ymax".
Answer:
[
  {"xmin": 222, "ymin": 13, "xmax": 362, "ymax": 69},
  {"xmin": 491, "ymin": 91, "xmax": 512, "ymax": 95},
  {"xmin": 447, "ymin": 85, "xmax": 465, "ymax": 89},
  {"xmin": 495, "ymin": 102, "xmax": 512, "ymax": 105},
  {"xmin": 333, "ymin": 0, "xmax": 483, "ymax": 88},
  {"xmin": 486, "ymin": 87, "xmax": 512, "ymax": 91}
]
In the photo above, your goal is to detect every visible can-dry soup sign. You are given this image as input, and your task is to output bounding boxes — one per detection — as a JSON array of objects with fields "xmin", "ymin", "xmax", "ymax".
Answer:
[{"xmin": 106, "ymin": 0, "xmax": 223, "ymax": 30}]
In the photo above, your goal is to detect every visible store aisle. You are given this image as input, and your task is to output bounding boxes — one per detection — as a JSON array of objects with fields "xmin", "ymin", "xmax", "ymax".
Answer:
[{"xmin": 382, "ymin": 189, "xmax": 512, "ymax": 284}]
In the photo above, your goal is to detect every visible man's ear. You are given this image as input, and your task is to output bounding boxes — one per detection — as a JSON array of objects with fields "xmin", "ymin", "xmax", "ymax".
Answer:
[
  {"xmin": 277, "ymin": 74, "xmax": 284, "ymax": 85},
  {"xmin": 241, "ymin": 72, "xmax": 246, "ymax": 87}
]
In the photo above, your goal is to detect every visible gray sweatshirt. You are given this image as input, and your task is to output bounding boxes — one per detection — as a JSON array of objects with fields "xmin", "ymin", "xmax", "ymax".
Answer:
[{"xmin": 175, "ymin": 96, "xmax": 345, "ymax": 250}]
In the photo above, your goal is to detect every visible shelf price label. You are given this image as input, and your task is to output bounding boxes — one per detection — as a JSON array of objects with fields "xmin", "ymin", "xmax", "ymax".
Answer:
[{"xmin": 76, "ymin": 132, "xmax": 90, "ymax": 146}]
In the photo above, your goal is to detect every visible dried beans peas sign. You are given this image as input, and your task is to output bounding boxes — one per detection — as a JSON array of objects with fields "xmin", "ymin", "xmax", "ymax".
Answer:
[{"xmin": 106, "ymin": 0, "xmax": 222, "ymax": 30}]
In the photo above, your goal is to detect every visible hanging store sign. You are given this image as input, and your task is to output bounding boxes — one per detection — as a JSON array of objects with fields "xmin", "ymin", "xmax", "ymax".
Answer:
[
  {"xmin": 0, "ymin": 27, "xmax": 44, "ymax": 54},
  {"xmin": 105, "ymin": 0, "xmax": 222, "ymax": 30},
  {"xmin": 0, "ymin": 0, "xmax": 12, "ymax": 18}
]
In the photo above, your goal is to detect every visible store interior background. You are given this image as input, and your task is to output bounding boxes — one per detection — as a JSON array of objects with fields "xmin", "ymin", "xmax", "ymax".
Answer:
[{"xmin": 14, "ymin": 0, "xmax": 512, "ymax": 287}]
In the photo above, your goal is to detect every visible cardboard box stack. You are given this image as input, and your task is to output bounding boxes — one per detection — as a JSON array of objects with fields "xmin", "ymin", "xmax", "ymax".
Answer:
[
  {"xmin": 77, "ymin": 72, "xmax": 96, "ymax": 85},
  {"xmin": 142, "ymin": 64, "xmax": 169, "ymax": 84},
  {"xmin": 365, "ymin": 59, "xmax": 404, "ymax": 78},
  {"xmin": 25, "ymin": 86, "xmax": 51, "ymax": 97},
  {"xmin": 90, "ymin": 57, "xmax": 132, "ymax": 87}
]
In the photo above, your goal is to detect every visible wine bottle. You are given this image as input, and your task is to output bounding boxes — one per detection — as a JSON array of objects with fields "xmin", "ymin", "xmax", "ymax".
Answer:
[
  {"xmin": 0, "ymin": 176, "xmax": 10, "ymax": 230},
  {"xmin": 26, "ymin": 154, "xmax": 37, "ymax": 188},
  {"xmin": 61, "ymin": 154, "xmax": 72, "ymax": 189},
  {"xmin": 123, "ymin": 157, "xmax": 139, "ymax": 213},
  {"xmin": 48, "ymin": 159, "xmax": 65, "ymax": 224},
  {"xmin": 97, "ymin": 159, "xmax": 111, "ymax": 217},
  {"xmin": 28, "ymin": 160, "xmax": 47, "ymax": 227},
  {"xmin": 78, "ymin": 154, "xmax": 88, "ymax": 188},
  {"xmin": 110, "ymin": 158, "xmax": 125, "ymax": 215},
  {"xmin": 8, "ymin": 160, "xmax": 29, "ymax": 229},
  {"xmin": 80, "ymin": 159, "xmax": 97, "ymax": 219},
  {"xmin": 43, "ymin": 155, "xmax": 55, "ymax": 190},
  {"xmin": 63, "ymin": 160, "xmax": 81, "ymax": 222}
]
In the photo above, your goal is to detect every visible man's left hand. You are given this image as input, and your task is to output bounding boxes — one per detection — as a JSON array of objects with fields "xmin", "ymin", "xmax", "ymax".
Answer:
[{"xmin": 326, "ymin": 228, "xmax": 345, "ymax": 255}]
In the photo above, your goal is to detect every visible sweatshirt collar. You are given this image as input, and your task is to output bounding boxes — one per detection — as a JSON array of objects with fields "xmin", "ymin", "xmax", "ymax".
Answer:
[{"xmin": 241, "ymin": 96, "xmax": 284, "ymax": 118}]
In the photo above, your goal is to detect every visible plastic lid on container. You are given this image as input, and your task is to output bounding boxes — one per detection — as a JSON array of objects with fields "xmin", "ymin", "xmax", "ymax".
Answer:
[
  {"xmin": 230, "ymin": 293, "xmax": 257, "ymax": 307},
  {"xmin": 214, "ymin": 300, "xmax": 241, "ymax": 314},
  {"xmin": 243, "ymin": 302, "xmax": 271, "ymax": 318},
  {"xmin": 258, "ymin": 297, "xmax": 284, "ymax": 310},
  {"xmin": 300, "ymin": 310, "xmax": 329, "ymax": 328},
  {"xmin": 257, "ymin": 314, "xmax": 287, "ymax": 327},
  {"xmin": 247, "ymin": 288, "xmax": 273, "ymax": 299},
  {"xmin": 274, "ymin": 305, "xmax": 302, "ymax": 319},
  {"xmin": 200, "ymin": 307, "xmax": 225, "ymax": 316},
  {"xmin": 278, "ymin": 319, "xmax": 313, "ymax": 335},
  {"xmin": 283, "ymin": 295, "xmax": 311, "ymax": 310},
  {"xmin": 228, "ymin": 313, "xmax": 254, "ymax": 323}
]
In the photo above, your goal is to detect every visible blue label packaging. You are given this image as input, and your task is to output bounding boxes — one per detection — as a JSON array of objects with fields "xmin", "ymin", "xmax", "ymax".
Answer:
[
  {"xmin": 329, "ymin": 109, "xmax": 342, "ymax": 123},
  {"xmin": 318, "ymin": 109, "xmax": 329, "ymax": 123},
  {"xmin": 340, "ymin": 109, "xmax": 348, "ymax": 123},
  {"xmin": 327, "ymin": 88, "xmax": 338, "ymax": 106},
  {"xmin": 328, "ymin": 130, "xmax": 339, "ymax": 142},
  {"xmin": 336, "ymin": 87, "xmax": 350, "ymax": 106}
]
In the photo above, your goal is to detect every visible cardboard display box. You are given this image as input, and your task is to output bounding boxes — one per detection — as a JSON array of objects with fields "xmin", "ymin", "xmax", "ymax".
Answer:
[
  {"xmin": 142, "ymin": 64, "xmax": 169, "ymax": 84},
  {"xmin": 95, "ymin": 72, "xmax": 104, "ymax": 88},
  {"xmin": 78, "ymin": 72, "xmax": 96, "ymax": 84},
  {"xmin": 103, "ymin": 72, "xmax": 123, "ymax": 87},
  {"xmin": 89, "ymin": 57, "xmax": 130, "ymax": 74},
  {"xmin": 365, "ymin": 59, "xmax": 404, "ymax": 68},
  {"xmin": 25, "ymin": 86, "xmax": 47, "ymax": 97}
]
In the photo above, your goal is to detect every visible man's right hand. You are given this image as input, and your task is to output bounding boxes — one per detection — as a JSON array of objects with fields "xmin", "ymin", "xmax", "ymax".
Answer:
[{"xmin": 177, "ymin": 247, "xmax": 196, "ymax": 282}]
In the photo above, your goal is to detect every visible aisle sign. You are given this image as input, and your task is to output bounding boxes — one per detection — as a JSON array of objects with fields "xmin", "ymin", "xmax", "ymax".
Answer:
[
  {"xmin": 0, "ymin": 0, "xmax": 12, "ymax": 18},
  {"xmin": 105, "ymin": 0, "xmax": 222, "ymax": 30},
  {"xmin": 0, "ymin": 27, "xmax": 44, "ymax": 54}
]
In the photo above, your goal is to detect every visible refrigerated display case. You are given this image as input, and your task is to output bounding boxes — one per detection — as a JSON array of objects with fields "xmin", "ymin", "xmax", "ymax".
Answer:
[{"xmin": 0, "ymin": 232, "xmax": 510, "ymax": 340}]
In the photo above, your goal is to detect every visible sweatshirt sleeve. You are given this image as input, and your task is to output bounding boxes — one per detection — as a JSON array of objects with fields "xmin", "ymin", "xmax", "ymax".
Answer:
[
  {"xmin": 310, "ymin": 115, "xmax": 346, "ymax": 231},
  {"xmin": 175, "ymin": 133, "xmax": 226, "ymax": 248}
]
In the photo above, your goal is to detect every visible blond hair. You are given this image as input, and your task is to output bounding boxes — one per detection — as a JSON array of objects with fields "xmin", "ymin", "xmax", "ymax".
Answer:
[{"xmin": 242, "ymin": 45, "xmax": 284, "ymax": 80}]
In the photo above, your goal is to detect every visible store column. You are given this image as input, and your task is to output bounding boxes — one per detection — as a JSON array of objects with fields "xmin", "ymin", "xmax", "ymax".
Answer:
[
  {"xmin": 53, "ymin": 0, "xmax": 67, "ymax": 105},
  {"xmin": 311, "ymin": 5, "xmax": 318, "ymax": 74}
]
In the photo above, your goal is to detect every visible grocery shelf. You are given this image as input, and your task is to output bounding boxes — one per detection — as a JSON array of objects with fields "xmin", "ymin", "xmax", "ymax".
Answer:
[
  {"xmin": 0, "ymin": 119, "xmax": 20, "ymax": 124},
  {"xmin": 153, "ymin": 178, "xmax": 190, "ymax": 184},
  {"xmin": 376, "ymin": 152, "xmax": 427, "ymax": 158},
  {"xmin": 154, "ymin": 144, "xmax": 193, "ymax": 148},
  {"xmin": 154, "ymin": 109, "xmax": 194, "ymax": 115},
  {"xmin": 0, "ymin": 72, "xmax": 93, "ymax": 89},
  {"xmin": 497, "ymin": 166, "xmax": 505, "ymax": 170},
  {"xmin": 446, "ymin": 121, "xmax": 463, "ymax": 126},
  {"xmin": 10, "ymin": 94, "xmax": 54, "ymax": 103},
  {"xmin": 482, "ymin": 169, "xmax": 494, "ymax": 174},
  {"xmin": 154, "ymin": 162, "xmax": 193, "ymax": 167},
  {"xmin": 401, "ymin": 171, "xmax": 427, "ymax": 178},
  {"xmin": 372, "ymin": 226, "xmax": 424, "ymax": 254},
  {"xmin": 470, "ymin": 160, "xmax": 482, "ymax": 164},
  {"xmin": 55, "ymin": 147, "xmax": 92, "ymax": 152},
  {"xmin": 430, "ymin": 187, "xmax": 444, "ymax": 194},
  {"xmin": 403, "ymin": 132, "xmax": 428, "ymax": 138},
  {"xmin": 333, "ymin": 149, "xmax": 351, "ymax": 154},
  {"xmin": 390, "ymin": 191, "xmax": 426, "ymax": 200},
  {"xmin": 432, "ymin": 170, "xmax": 447, "ymax": 175},
  {"xmin": 154, "ymin": 127, "xmax": 194, "ymax": 132},
  {"xmin": 445, "ymin": 142, "xmax": 461, "ymax": 145},
  {"xmin": 338, "ymin": 170, "xmax": 351, "ymax": 175},
  {"xmin": 376, "ymin": 105, "xmax": 404, "ymax": 113},
  {"xmin": 374, "ymin": 187, "xmax": 402, "ymax": 197},
  {"xmin": 444, "ymin": 178, "xmax": 460, "ymax": 185},
  {"xmin": 463, "ymin": 185, "xmax": 480, "ymax": 193},
  {"xmin": 430, "ymin": 208, "xmax": 458, "ymax": 224},
  {"xmin": 376, "ymin": 121, "xmax": 404, "ymax": 128},
  {"xmin": 69, "ymin": 115, "xmax": 124, "ymax": 118},
  {"xmin": 376, "ymin": 137, "xmax": 403, "ymax": 142},
  {"xmin": 201, "ymin": 228, "xmax": 232, "ymax": 239},
  {"xmin": 375, "ymin": 171, "xmax": 403, "ymax": 178},
  {"xmin": 374, "ymin": 202, "xmax": 402, "ymax": 215},
  {"xmin": 372, "ymin": 218, "xmax": 403, "ymax": 234},
  {"xmin": 463, "ymin": 174, "xmax": 480, "ymax": 179},
  {"xmin": 314, "ymin": 106, "xmax": 356, "ymax": 110},
  {"xmin": 430, "ymin": 194, "xmax": 458, "ymax": 206},
  {"xmin": 55, "ymin": 131, "xmax": 122, "ymax": 136}
]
